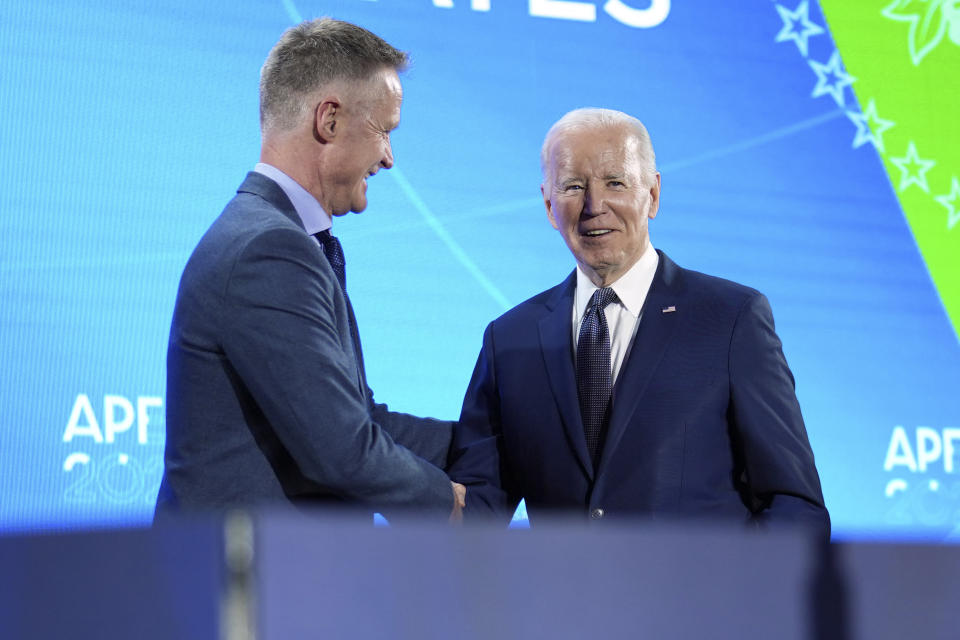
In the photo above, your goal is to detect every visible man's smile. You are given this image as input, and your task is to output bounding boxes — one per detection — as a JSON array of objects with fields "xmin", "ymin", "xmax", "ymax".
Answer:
[{"xmin": 581, "ymin": 228, "xmax": 614, "ymax": 237}]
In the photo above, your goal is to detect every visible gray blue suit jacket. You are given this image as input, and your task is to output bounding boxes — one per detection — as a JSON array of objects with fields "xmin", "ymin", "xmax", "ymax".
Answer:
[
  {"xmin": 450, "ymin": 252, "xmax": 829, "ymax": 536},
  {"xmin": 155, "ymin": 172, "xmax": 453, "ymax": 520}
]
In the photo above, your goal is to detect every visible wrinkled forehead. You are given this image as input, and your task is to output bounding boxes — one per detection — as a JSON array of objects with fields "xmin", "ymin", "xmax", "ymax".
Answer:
[
  {"xmin": 378, "ymin": 67, "xmax": 403, "ymax": 102},
  {"xmin": 548, "ymin": 126, "xmax": 642, "ymax": 179},
  {"xmin": 343, "ymin": 67, "xmax": 403, "ymax": 113}
]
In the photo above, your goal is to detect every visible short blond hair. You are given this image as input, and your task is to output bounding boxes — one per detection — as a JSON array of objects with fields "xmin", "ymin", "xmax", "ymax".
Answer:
[{"xmin": 259, "ymin": 18, "xmax": 408, "ymax": 133}]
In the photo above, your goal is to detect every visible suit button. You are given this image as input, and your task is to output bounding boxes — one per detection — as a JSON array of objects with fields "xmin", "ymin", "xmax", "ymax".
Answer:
[{"xmin": 590, "ymin": 508, "xmax": 604, "ymax": 519}]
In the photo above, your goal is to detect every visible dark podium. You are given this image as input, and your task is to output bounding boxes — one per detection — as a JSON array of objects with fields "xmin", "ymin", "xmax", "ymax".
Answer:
[{"xmin": 1, "ymin": 513, "xmax": 957, "ymax": 639}]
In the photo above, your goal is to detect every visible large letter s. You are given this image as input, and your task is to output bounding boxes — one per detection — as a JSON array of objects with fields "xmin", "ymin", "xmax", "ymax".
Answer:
[{"xmin": 604, "ymin": 0, "xmax": 670, "ymax": 28}]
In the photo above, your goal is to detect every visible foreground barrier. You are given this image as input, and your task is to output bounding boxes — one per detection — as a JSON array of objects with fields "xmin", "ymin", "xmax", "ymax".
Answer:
[{"xmin": 1, "ymin": 513, "xmax": 956, "ymax": 639}]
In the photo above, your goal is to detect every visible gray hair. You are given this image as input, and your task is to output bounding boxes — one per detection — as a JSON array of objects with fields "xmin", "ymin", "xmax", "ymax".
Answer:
[
  {"xmin": 540, "ymin": 108, "xmax": 657, "ymax": 184},
  {"xmin": 259, "ymin": 18, "xmax": 409, "ymax": 133}
]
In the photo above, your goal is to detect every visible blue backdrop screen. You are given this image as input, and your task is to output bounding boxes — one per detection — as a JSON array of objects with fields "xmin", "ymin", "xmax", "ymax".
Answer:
[{"xmin": 1, "ymin": 0, "xmax": 958, "ymax": 541}]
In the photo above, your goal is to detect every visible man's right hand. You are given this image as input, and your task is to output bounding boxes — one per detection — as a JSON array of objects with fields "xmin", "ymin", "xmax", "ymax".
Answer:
[{"xmin": 450, "ymin": 482, "xmax": 466, "ymax": 524}]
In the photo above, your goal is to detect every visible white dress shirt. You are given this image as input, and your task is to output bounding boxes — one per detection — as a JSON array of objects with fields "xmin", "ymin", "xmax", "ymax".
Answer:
[
  {"xmin": 572, "ymin": 243, "xmax": 659, "ymax": 385},
  {"xmin": 254, "ymin": 163, "xmax": 331, "ymax": 234}
]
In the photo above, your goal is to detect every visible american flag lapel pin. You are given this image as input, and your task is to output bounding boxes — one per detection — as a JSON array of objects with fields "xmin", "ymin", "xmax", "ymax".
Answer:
[{"xmin": 661, "ymin": 305, "xmax": 676, "ymax": 313}]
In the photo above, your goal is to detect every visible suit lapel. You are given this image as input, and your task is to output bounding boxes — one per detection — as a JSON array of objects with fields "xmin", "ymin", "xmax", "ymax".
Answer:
[
  {"xmin": 239, "ymin": 171, "xmax": 366, "ymax": 397},
  {"xmin": 598, "ymin": 251, "xmax": 684, "ymax": 472},
  {"xmin": 538, "ymin": 272, "xmax": 595, "ymax": 480},
  {"xmin": 343, "ymin": 291, "xmax": 368, "ymax": 397}
]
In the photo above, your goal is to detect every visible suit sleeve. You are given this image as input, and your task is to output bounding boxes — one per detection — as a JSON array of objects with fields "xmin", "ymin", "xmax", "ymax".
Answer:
[
  {"xmin": 728, "ymin": 293, "xmax": 831, "ymax": 538},
  {"xmin": 447, "ymin": 323, "xmax": 519, "ymax": 524},
  {"xmin": 220, "ymin": 227, "xmax": 453, "ymax": 519},
  {"xmin": 368, "ymin": 395, "xmax": 453, "ymax": 470}
]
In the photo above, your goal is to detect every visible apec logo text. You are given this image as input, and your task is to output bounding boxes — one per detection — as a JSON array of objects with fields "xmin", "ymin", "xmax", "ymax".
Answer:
[
  {"xmin": 61, "ymin": 393, "xmax": 164, "ymax": 506},
  {"xmin": 882, "ymin": 425, "xmax": 960, "ymax": 528},
  {"xmin": 432, "ymin": 0, "xmax": 670, "ymax": 28}
]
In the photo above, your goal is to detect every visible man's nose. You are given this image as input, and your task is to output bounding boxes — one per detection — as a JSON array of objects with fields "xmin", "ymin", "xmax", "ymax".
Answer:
[
  {"xmin": 583, "ymin": 185, "xmax": 605, "ymax": 215},
  {"xmin": 381, "ymin": 138, "xmax": 394, "ymax": 170}
]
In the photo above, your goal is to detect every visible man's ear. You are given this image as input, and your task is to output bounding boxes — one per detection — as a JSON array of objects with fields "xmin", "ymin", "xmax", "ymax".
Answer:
[
  {"xmin": 542, "ymin": 183, "xmax": 559, "ymax": 230},
  {"xmin": 314, "ymin": 99, "xmax": 340, "ymax": 143},
  {"xmin": 647, "ymin": 172, "xmax": 661, "ymax": 220}
]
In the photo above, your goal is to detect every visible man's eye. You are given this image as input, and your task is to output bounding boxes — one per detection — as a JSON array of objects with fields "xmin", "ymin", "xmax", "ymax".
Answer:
[
  {"xmin": 608, "ymin": 181, "xmax": 625, "ymax": 187},
  {"xmin": 564, "ymin": 184, "xmax": 583, "ymax": 191}
]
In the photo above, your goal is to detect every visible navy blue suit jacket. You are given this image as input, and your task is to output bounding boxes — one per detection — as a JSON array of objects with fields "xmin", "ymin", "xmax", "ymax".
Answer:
[
  {"xmin": 450, "ymin": 252, "xmax": 829, "ymax": 535},
  {"xmin": 155, "ymin": 172, "xmax": 453, "ymax": 520}
]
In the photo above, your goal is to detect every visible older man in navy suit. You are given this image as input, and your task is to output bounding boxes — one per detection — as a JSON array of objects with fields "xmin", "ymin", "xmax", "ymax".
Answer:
[
  {"xmin": 155, "ymin": 19, "xmax": 464, "ymax": 522},
  {"xmin": 449, "ymin": 108, "xmax": 829, "ymax": 535}
]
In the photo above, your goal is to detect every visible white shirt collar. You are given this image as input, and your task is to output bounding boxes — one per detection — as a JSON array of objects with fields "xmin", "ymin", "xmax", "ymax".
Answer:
[
  {"xmin": 574, "ymin": 242, "xmax": 659, "ymax": 321},
  {"xmin": 254, "ymin": 163, "xmax": 331, "ymax": 235}
]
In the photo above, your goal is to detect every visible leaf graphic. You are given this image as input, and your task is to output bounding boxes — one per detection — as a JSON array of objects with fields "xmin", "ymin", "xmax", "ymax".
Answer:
[
  {"xmin": 883, "ymin": 0, "xmax": 933, "ymax": 21},
  {"xmin": 910, "ymin": 0, "xmax": 948, "ymax": 63},
  {"xmin": 950, "ymin": 6, "xmax": 960, "ymax": 45}
]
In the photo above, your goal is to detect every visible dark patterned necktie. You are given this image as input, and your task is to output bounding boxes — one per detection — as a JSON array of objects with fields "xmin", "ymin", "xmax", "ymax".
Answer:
[
  {"xmin": 576, "ymin": 287, "xmax": 619, "ymax": 465},
  {"xmin": 314, "ymin": 228, "xmax": 366, "ymax": 390},
  {"xmin": 314, "ymin": 229, "xmax": 346, "ymax": 291}
]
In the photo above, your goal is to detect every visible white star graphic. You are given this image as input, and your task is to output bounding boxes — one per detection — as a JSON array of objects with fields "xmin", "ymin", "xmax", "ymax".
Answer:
[
  {"xmin": 846, "ymin": 98, "xmax": 895, "ymax": 153},
  {"xmin": 809, "ymin": 49, "xmax": 856, "ymax": 107},
  {"xmin": 934, "ymin": 176, "xmax": 960, "ymax": 230},
  {"xmin": 775, "ymin": 1, "xmax": 825, "ymax": 57},
  {"xmin": 889, "ymin": 141, "xmax": 937, "ymax": 193}
]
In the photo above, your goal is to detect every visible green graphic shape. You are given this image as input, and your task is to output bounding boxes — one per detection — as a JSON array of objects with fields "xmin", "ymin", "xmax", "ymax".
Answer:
[{"xmin": 819, "ymin": 0, "xmax": 960, "ymax": 342}]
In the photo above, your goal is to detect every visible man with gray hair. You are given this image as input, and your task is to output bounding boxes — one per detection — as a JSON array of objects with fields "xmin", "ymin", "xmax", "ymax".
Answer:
[
  {"xmin": 449, "ymin": 108, "xmax": 829, "ymax": 535},
  {"xmin": 156, "ymin": 18, "xmax": 465, "ymax": 522}
]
